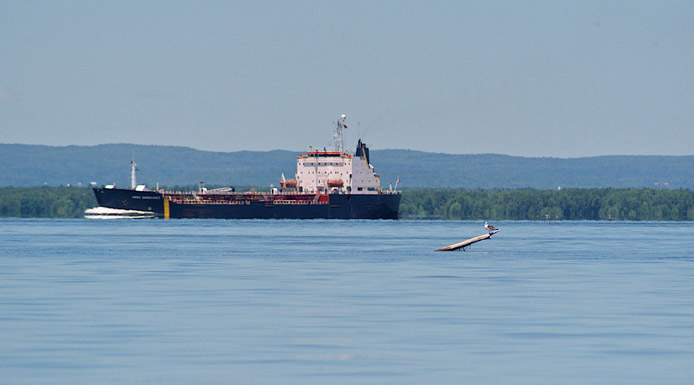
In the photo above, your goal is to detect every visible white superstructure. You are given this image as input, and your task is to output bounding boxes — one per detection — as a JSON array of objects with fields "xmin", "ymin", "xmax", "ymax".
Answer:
[{"xmin": 290, "ymin": 115, "xmax": 382, "ymax": 194}]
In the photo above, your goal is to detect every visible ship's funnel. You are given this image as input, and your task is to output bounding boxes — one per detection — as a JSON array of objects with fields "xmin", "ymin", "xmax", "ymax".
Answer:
[{"xmin": 355, "ymin": 139, "xmax": 370, "ymax": 166}]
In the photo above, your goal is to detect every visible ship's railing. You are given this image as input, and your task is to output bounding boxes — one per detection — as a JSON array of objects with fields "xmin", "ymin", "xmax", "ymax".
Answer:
[
  {"xmin": 159, "ymin": 189, "xmax": 400, "ymax": 199},
  {"xmin": 173, "ymin": 200, "xmax": 252, "ymax": 205},
  {"xmin": 168, "ymin": 199, "xmax": 321, "ymax": 206}
]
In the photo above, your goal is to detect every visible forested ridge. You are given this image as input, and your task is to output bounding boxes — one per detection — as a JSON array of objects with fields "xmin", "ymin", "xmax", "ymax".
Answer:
[
  {"xmin": 2, "ymin": 143, "xmax": 694, "ymax": 189},
  {"xmin": 1, "ymin": 187, "xmax": 694, "ymax": 220},
  {"xmin": 400, "ymin": 188, "xmax": 694, "ymax": 220}
]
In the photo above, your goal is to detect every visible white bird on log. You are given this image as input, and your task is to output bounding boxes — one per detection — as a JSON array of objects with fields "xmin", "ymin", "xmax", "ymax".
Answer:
[{"xmin": 484, "ymin": 222, "xmax": 499, "ymax": 232}]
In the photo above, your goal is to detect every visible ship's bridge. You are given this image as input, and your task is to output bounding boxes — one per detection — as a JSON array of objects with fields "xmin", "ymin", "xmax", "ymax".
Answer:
[{"xmin": 294, "ymin": 141, "xmax": 381, "ymax": 194}]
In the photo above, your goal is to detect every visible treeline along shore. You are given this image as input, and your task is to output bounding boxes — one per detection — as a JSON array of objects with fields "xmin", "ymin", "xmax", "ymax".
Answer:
[
  {"xmin": 0, "ymin": 187, "xmax": 98, "ymax": 218},
  {"xmin": 400, "ymin": 188, "xmax": 694, "ymax": 220},
  {"xmin": 1, "ymin": 186, "xmax": 694, "ymax": 221}
]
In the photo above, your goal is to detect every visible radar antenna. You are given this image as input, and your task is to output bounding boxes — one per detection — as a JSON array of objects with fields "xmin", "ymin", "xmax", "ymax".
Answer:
[{"xmin": 334, "ymin": 114, "xmax": 348, "ymax": 153}]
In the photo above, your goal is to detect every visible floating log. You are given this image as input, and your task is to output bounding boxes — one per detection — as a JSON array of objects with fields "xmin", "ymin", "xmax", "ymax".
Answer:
[{"xmin": 436, "ymin": 230, "xmax": 499, "ymax": 251}]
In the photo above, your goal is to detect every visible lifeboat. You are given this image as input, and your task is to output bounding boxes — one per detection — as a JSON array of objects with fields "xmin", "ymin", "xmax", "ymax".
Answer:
[
  {"xmin": 280, "ymin": 179, "xmax": 297, "ymax": 188},
  {"xmin": 327, "ymin": 180, "xmax": 344, "ymax": 188}
]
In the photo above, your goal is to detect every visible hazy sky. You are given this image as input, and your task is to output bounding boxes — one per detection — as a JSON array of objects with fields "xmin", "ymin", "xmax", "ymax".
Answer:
[{"xmin": 1, "ymin": 1, "xmax": 693, "ymax": 157}]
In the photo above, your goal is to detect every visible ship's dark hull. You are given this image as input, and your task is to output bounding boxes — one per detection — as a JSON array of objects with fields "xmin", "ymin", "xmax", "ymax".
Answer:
[
  {"xmin": 92, "ymin": 188, "xmax": 400, "ymax": 219},
  {"xmin": 93, "ymin": 188, "xmax": 164, "ymax": 213},
  {"xmin": 168, "ymin": 193, "xmax": 400, "ymax": 219}
]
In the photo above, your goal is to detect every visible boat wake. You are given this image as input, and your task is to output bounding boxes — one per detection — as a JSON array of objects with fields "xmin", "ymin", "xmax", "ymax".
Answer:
[{"xmin": 84, "ymin": 207, "xmax": 156, "ymax": 219}]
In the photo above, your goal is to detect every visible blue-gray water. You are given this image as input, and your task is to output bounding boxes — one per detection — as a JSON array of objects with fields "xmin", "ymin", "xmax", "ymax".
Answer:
[{"xmin": 1, "ymin": 219, "xmax": 693, "ymax": 384}]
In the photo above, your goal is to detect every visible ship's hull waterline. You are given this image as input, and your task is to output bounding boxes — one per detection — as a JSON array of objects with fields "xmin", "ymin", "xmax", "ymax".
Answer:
[{"xmin": 93, "ymin": 187, "xmax": 400, "ymax": 219}]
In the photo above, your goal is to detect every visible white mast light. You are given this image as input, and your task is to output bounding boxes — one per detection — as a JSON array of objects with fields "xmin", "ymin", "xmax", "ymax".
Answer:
[{"xmin": 130, "ymin": 160, "xmax": 137, "ymax": 189}]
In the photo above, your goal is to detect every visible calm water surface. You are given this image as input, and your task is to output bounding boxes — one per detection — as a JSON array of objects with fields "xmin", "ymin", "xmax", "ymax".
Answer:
[{"xmin": 1, "ymin": 219, "xmax": 693, "ymax": 384}]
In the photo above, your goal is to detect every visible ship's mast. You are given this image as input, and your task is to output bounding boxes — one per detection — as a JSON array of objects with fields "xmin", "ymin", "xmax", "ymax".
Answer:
[
  {"xmin": 130, "ymin": 160, "xmax": 137, "ymax": 189},
  {"xmin": 334, "ymin": 114, "xmax": 347, "ymax": 153}
]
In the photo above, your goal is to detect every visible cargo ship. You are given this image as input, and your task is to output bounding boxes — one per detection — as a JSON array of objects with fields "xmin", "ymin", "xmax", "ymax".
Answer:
[{"xmin": 91, "ymin": 115, "xmax": 401, "ymax": 219}]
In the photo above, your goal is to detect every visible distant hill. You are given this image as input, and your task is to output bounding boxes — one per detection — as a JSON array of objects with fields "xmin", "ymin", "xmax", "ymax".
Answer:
[
  {"xmin": 1, "ymin": 143, "xmax": 693, "ymax": 189},
  {"xmin": 375, "ymin": 150, "xmax": 694, "ymax": 189}
]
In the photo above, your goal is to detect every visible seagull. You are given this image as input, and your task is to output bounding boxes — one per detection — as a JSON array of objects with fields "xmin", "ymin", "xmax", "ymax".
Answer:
[{"xmin": 484, "ymin": 222, "xmax": 499, "ymax": 232}]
